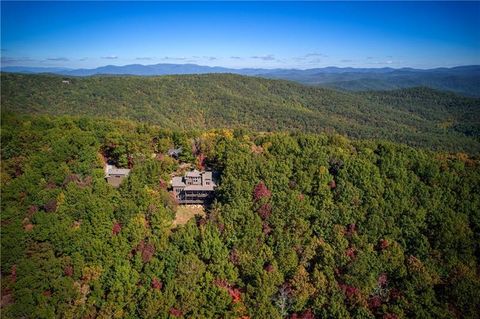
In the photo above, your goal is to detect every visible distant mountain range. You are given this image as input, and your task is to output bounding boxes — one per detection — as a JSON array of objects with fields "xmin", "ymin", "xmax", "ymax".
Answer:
[{"xmin": 2, "ymin": 63, "xmax": 480, "ymax": 96}]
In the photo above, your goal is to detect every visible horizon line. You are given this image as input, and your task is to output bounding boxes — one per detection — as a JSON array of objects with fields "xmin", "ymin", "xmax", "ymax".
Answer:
[{"xmin": 2, "ymin": 63, "xmax": 479, "ymax": 72}]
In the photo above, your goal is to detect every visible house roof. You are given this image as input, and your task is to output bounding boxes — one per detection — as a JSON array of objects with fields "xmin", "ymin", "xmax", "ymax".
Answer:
[
  {"xmin": 203, "ymin": 171, "xmax": 212, "ymax": 180},
  {"xmin": 172, "ymin": 176, "xmax": 186, "ymax": 187},
  {"xmin": 171, "ymin": 170, "xmax": 217, "ymax": 190},
  {"xmin": 168, "ymin": 147, "xmax": 182, "ymax": 155},
  {"xmin": 186, "ymin": 169, "xmax": 201, "ymax": 177},
  {"xmin": 105, "ymin": 164, "xmax": 130, "ymax": 177},
  {"xmin": 108, "ymin": 168, "xmax": 131, "ymax": 176}
]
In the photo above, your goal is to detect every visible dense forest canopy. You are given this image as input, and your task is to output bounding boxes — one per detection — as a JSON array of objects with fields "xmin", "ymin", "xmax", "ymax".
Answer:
[
  {"xmin": 1, "ymin": 114, "xmax": 479, "ymax": 318},
  {"xmin": 4, "ymin": 64, "xmax": 479, "ymax": 97},
  {"xmin": 1, "ymin": 73, "xmax": 479, "ymax": 154}
]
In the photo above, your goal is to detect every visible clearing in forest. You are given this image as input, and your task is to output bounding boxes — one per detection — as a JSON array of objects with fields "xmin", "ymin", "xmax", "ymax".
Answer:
[{"xmin": 172, "ymin": 205, "xmax": 206, "ymax": 227}]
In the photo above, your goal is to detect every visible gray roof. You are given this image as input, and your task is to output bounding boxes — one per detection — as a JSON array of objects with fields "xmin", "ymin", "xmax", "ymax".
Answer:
[
  {"xmin": 108, "ymin": 168, "xmax": 131, "ymax": 176},
  {"xmin": 202, "ymin": 171, "xmax": 212, "ymax": 180},
  {"xmin": 172, "ymin": 176, "xmax": 186, "ymax": 187},
  {"xmin": 168, "ymin": 148, "xmax": 182, "ymax": 155},
  {"xmin": 186, "ymin": 169, "xmax": 201, "ymax": 177},
  {"xmin": 105, "ymin": 164, "xmax": 130, "ymax": 177},
  {"xmin": 171, "ymin": 170, "xmax": 217, "ymax": 191}
]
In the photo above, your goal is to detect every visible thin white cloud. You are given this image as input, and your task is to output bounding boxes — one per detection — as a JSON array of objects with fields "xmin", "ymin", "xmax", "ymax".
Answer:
[
  {"xmin": 203, "ymin": 56, "xmax": 217, "ymax": 61},
  {"xmin": 251, "ymin": 54, "xmax": 276, "ymax": 61},
  {"xmin": 304, "ymin": 52, "xmax": 328, "ymax": 58},
  {"xmin": 368, "ymin": 59, "xmax": 399, "ymax": 65},
  {"xmin": 1, "ymin": 56, "xmax": 37, "ymax": 65},
  {"xmin": 293, "ymin": 52, "xmax": 328, "ymax": 62},
  {"xmin": 101, "ymin": 55, "xmax": 118, "ymax": 60},
  {"xmin": 162, "ymin": 56, "xmax": 187, "ymax": 61},
  {"xmin": 46, "ymin": 57, "xmax": 69, "ymax": 61},
  {"xmin": 136, "ymin": 57, "xmax": 153, "ymax": 60}
]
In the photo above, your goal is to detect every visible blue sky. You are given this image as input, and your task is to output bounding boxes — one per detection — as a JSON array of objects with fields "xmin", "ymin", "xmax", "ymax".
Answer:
[{"xmin": 1, "ymin": 1, "xmax": 479, "ymax": 69}]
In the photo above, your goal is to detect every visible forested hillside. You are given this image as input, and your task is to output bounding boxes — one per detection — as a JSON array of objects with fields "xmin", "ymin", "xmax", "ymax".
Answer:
[
  {"xmin": 1, "ymin": 114, "xmax": 479, "ymax": 318},
  {"xmin": 4, "ymin": 64, "xmax": 479, "ymax": 97},
  {"xmin": 2, "ymin": 73, "xmax": 479, "ymax": 153}
]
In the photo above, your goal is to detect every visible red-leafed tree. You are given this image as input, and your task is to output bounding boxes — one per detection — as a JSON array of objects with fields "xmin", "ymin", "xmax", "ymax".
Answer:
[
  {"xmin": 262, "ymin": 222, "xmax": 272, "ymax": 235},
  {"xmin": 112, "ymin": 222, "xmax": 122, "ymax": 235},
  {"xmin": 64, "ymin": 265, "xmax": 74, "ymax": 277},
  {"xmin": 264, "ymin": 263, "xmax": 274, "ymax": 272},
  {"xmin": 134, "ymin": 240, "xmax": 156, "ymax": 263},
  {"xmin": 27, "ymin": 205, "xmax": 38, "ymax": 218},
  {"xmin": 213, "ymin": 279, "xmax": 242, "ymax": 303},
  {"xmin": 300, "ymin": 309, "xmax": 315, "ymax": 319},
  {"xmin": 258, "ymin": 203, "xmax": 272, "ymax": 219},
  {"xmin": 291, "ymin": 309, "xmax": 314, "ymax": 319},
  {"xmin": 169, "ymin": 307, "xmax": 183, "ymax": 317},
  {"xmin": 339, "ymin": 283, "xmax": 359, "ymax": 299},
  {"xmin": 379, "ymin": 239, "xmax": 389, "ymax": 250},
  {"xmin": 151, "ymin": 277, "xmax": 162, "ymax": 290},
  {"xmin": 227, "ymin": 287, "xmax": 242, "ymax": 303},
  {"xmin": 368, "ymin": 295, "xmax": 382, "ymax": 309},
  {"xmin": 253, "ymin": 181, "xmax": 271, "ymax": 201},
  {"xmin": 378, "ymin": 273, "xmax": 388, "ymax": 287},
  {"xmin": 141, "ymin": 243, "xmax": 155, "ymax": 263},
  {"xmin": 346, "ymin": 247, "xmax": 357, "ymax": 260}
]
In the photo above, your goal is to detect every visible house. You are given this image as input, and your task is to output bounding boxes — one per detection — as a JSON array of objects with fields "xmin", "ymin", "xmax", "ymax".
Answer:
[
  {"xmin": 171, "ymin": 170, "xmax": 216, "ymax": 204},
  {"xmin": 167, "ymin": 147, "xmax": 182, "ymax": 159},
  {"xmin": 105, "ymin": 164, "xmax": 130, "ymax": 187},
  {"xmin": 62, "ymin": 80, "xmax": 70, "ymax": 84}
]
